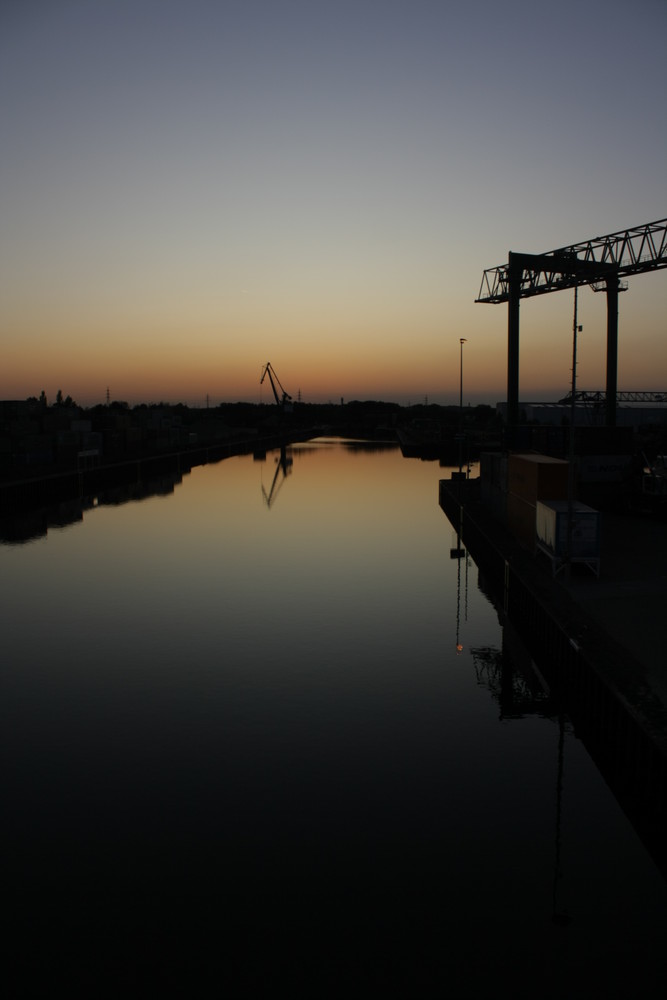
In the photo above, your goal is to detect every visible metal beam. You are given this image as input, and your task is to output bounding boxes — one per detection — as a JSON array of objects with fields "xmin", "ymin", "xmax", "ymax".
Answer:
[
  {"xmin": 477, "ymin": 218, "xmax": 667, "ymax": 304},
  {"xmin": 559, "ymin": 390, "xmax": 667, "ymax": 404}
]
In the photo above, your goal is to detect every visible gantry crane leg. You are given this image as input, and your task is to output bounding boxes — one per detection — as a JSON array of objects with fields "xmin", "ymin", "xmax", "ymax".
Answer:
[{"xmin": 605, "ymin": 279, "xmax": 619, "ymax": 427}]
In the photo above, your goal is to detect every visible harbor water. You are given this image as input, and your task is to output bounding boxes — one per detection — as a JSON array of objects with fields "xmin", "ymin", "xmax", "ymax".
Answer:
[{"xmin": 3, "ymin": 438, "xmax": 666, "ymax": 994}]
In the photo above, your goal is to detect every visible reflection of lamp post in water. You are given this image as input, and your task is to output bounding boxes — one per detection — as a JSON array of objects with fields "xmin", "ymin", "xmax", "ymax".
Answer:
[
  {"xmin": 451, "ymin": 513, "xmax": 467, "ymax": 653},
  {"xmin": 455, "ymin": 544, "xmax": 463, "ymax": 653}
]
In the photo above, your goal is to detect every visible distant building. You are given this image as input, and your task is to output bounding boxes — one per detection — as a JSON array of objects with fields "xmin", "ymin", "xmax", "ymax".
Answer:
[{"xmin": 496, "ymin": 401, "xmax": 667, "ymax": 427}]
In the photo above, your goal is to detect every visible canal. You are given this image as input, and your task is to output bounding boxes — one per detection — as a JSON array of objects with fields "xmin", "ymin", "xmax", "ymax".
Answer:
[{"xmin": 3, "ymin": 438, "xmax": 665, "ymax": 995}]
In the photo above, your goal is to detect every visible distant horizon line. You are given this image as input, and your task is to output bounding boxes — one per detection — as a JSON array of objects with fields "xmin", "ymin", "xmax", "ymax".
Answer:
[
  {"xmin": 2, "ymin": 390, "xmax": 625, "ymax": 410},
  {"xmin": 4, "ymin": 393, "xmax": 501, "ymax": 408}
]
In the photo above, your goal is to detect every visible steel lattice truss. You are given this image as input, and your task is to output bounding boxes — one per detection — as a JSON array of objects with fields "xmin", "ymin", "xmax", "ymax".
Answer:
[
  {"xmin": 558, "ymin": 390, "xmax": 667, "ymax": 405},
  {"xmin": 477, "ymin": 218, "xmax": 667, "ymax": 303}
]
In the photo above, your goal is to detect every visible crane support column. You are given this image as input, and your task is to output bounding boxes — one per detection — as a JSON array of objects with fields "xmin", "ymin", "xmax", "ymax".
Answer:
[
  {"xmin": 507, "ymin": 253, "xmax": 522, "ymax": 429},
  {"xmin": 605, "ymin": 277, "xmax": 619, "ymax": 427}
]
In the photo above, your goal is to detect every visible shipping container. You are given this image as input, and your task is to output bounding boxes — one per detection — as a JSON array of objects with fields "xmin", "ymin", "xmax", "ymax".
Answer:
[
  {"xmin": 508, "ymin": 453, "xmax": 569, "ymax": 504},
  {"xmin": 536, "ymin": 500, "xmax": 600, "ymax": 576}
]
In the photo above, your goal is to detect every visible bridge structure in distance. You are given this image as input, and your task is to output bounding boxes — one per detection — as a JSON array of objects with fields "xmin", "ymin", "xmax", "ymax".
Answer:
[
  {"xmin": 476, "ymin": 219, "xmax": 667, "ymax": 428},
  {"xmin": 558, "ymin": 389, "xmax": 667, "ymax": 405}
]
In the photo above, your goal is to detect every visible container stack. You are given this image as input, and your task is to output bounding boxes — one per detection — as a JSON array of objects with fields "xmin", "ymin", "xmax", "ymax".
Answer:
[{"xmin": 506, "ymin": 453, "xmax": 569, "ymax": 551}]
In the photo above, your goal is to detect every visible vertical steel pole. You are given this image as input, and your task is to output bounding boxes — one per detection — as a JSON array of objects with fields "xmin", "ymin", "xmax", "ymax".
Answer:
[
  {"xmin": 605, "ymin": 276, "xmax": 619, "ymax": 427},
  {"xmin": 570, "ymin": 285, "xmax": 578, "ymax": 435},
  {"xmin": 567, "ymin": 286, "xmax": 579, "ymax": 573},
  {"xmin": 507, "ymin": 254, "xmax": 521, "ymax": 433}
]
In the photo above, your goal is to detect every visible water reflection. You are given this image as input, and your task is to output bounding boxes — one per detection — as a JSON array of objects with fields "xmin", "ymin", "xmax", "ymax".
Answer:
[
  {"xmin": 2, "ymin": 438, "xmax": 666, "ymax": 993},
  {"xmin": 471, "ymin": 639, "xmax": 553, "ymax": 720},
  {"xmin": 468, "ymin": 628, "xmax": 570, "ymax": 926},
  {"xmin": 0, "ymin": 438, "xmax": 399, "ymax": 542},
  {"xmin": 260, "ymin": 444, "xmax": 293, "ymax": 508},
  {"xmin": 0, "ymin": 471, "xmax": 184, "ymax": 544}
]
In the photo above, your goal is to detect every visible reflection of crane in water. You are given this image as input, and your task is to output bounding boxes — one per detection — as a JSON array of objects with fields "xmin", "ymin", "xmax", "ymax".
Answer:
[
  {"xmin": 261, "ymin": 445, "xmax": 293, "ymax": 509},
  {"xmin": 449, "ymin": 507, "xmax": 570, "ymax": 923},
  {"xmin": 470, "ymin": 642, "xmax": 570, "ymax": 924},
  {"xmin": 470, "ymin": 645, "xmax": 552, "ymax": 720},
  {"xmin": 260, "ymin": 362, "xmax": 293, "ymax": 412}
]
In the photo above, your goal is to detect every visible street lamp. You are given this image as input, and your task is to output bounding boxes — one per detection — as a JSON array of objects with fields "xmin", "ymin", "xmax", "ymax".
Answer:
[
  {"xmin": 459, "ymin": 338, "xmax": 467, "ymax": 412},
  {"xmin": 458, "ymin": 338, "xmax": 467, "ymax": 475}
]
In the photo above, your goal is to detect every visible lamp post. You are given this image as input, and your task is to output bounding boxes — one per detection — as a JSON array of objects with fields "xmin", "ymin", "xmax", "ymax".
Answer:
[{"xmin": 458, "ymin": 338, "xmax": 467, "ymax": 476}]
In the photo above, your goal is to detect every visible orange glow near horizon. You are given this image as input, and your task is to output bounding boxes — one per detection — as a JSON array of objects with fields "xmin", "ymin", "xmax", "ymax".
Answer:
[{"xmin": 3, "ymin": 269, "xmax": 665, "ymax": 409}]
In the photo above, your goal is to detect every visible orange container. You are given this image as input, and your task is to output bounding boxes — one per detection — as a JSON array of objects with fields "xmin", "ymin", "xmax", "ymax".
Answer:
[{"xmin": 507, "ymin": 453, "xmax": 569, "ymax": 504}]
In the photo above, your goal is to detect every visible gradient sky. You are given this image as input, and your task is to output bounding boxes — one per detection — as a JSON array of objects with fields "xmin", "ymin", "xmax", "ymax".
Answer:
[{"xmin": 1, "ymin": 0, "xmax": 665, "ymax": 407}]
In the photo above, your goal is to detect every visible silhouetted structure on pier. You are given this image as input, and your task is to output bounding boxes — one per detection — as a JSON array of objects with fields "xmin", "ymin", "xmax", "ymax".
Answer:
[{"xmin": 477, "ymin": 218, "xmax": 667, "ymax": 428}]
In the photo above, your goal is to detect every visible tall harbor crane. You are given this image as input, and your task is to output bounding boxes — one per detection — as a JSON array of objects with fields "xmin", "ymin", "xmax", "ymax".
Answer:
[{"xmin": 260, "ymin": 363, "xmax": 293, "ymax": 412}]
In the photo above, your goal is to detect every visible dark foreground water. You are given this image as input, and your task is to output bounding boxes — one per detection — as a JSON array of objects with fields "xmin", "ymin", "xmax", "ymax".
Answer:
[{"xmin": 3, "ymin": 439, "xmax": 666, "ymax": 995}]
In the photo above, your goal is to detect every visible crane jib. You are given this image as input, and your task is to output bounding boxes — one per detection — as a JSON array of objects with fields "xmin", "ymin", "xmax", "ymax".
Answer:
[{"xmin": 260, "ymin": 363, "xmax": 292, "ymax": 408}]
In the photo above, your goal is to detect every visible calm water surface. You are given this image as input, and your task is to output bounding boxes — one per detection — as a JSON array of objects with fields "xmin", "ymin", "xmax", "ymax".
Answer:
[{"xmin": 3, "ymin": 439, "xmax": 665, "ymax": 993}]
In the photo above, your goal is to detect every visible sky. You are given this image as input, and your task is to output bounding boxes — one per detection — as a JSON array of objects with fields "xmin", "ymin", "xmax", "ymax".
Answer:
[{"xmin": 1, "ymin": 0, "xmax": 665, "ymax": 408}]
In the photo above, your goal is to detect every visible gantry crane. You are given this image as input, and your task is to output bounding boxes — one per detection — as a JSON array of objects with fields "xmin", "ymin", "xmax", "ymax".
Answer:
[
  {"xmin": 476, "ymin": 218, "xmax": 667, "ymax": 427},
  {"xmin": 260, "ymin": 363, "xmax": 293, "ymax": 412}
]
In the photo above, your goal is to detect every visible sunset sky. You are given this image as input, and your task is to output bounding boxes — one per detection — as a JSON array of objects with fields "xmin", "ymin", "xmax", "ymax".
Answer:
[{"xmin": 1, "ymin": 0, "xmax": 665, "ymax": 408}]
